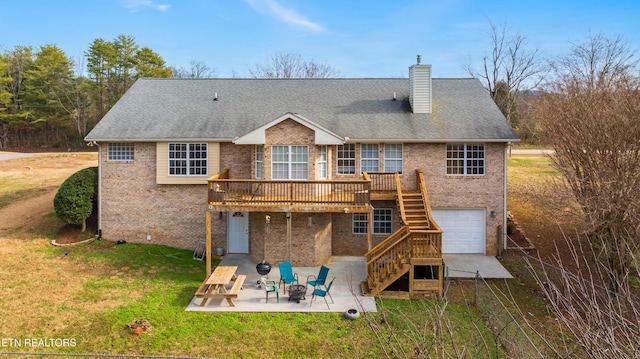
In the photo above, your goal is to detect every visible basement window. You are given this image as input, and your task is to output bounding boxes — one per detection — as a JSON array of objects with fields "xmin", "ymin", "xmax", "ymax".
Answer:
[{"xmin": 352, "ymin": 208, "xmax": 393, "ymax": 235}]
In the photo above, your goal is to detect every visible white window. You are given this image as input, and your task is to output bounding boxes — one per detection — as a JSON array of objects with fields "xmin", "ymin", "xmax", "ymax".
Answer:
[
  {"xmin": 255, "ymin": 145, "xmax": 263, "ymax": 179},
  {"xmin": 352, "ymin": 208, "xmax": 393, "ymax": 235},
  {"xmin": 384, "ymin": 144, "xmax": 403, "ymax": 174},
  {"xmin": 317, "ymin": 145, "xmax": 327, "ymax": 179},
  {"xmin": 107, "ymin": 143, "xmax": 134, "ymax": 161},
  {"xmin": 168, "ymin": 143, "xmax": 208, "ymax": 176},
  {"xmin": 360, "ymin": 144, "xmax": 379, "ymax": 173},
  {"xmin": 337, "ymin": 144, "xmax": 356, "ymax": 175},
  {"xmin": 446, "ymin": 144, "xmax": 485, "ymax": 175},
  {"xmin": 272, "ymin": 145, "xmax": 308, "ymax": 180}
]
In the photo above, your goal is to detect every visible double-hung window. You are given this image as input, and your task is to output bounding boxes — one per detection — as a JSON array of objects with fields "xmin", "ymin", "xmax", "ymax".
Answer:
[
  {"xmin": 255, "ymin": 145, "xmax": 263, "ymax": 179},
  {"xmin": 317, "ymin": 145, "xmax": 327, "ymax": 179},
  {"xmin": 360, "ymin": 144, "xmax": 379, "ymax": 173},
  {"xmin": 272, "ymin": 145, "xmax": 308, "ymax": 180},
  {"xmin": 446, "ymin": 144, "xmax": 485, "ymax": 175},
  {"xmin": 384, "ymin": 144, "xmax": 403, "ymax": 174},
  {"xmin": 108, "ymin": 143, "xmax": 134, "ymax": 161},
  {"xmin": 337, "ymin": 144, "xmax": 356, "ymax": 175},
  {"xmin": 352, "ymin": 208, "xmax": 393, "ymax": 235},
  {"xmin": 168, "ymin": 143, "xmax": 208, "ymax": 175}
]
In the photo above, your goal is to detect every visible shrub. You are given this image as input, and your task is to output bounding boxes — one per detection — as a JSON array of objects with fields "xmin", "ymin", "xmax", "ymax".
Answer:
[{"xmin": 54, "ymin": 166, "xmax": 98, "ymax": 232}]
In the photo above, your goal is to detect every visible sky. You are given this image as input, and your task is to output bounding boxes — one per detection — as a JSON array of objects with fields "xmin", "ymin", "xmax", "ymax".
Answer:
[{"xmin": 2, "ymin": 0, "xmax": 639, "ymax": 79}]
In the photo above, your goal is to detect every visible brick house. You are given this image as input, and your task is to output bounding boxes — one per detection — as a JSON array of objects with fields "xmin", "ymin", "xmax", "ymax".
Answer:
[{"xmin": 85, "ymin": 58, "xmax": 518, "ymax": 295}]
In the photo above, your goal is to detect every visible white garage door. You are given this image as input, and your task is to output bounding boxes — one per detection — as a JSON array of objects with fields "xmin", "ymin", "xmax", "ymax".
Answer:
[{"xmin": 431, "ymin": 209, "xmax": 486, "ymax": 254}]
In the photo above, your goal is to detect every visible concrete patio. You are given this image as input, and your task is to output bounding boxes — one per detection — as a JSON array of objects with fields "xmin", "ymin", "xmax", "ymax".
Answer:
[
  {"xmin": 443, "ymin": 254, "xmax": 513, "ymax": 279},
  {"xmin": 186, "ymin": 254, "xmax": 378, "ymax": 313},
  {"xmin": 185, "ymin": 253, "xmax": 512, "ymax": 313}
]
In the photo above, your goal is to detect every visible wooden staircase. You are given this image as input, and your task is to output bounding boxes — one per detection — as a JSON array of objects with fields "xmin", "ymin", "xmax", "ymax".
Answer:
[
  {"xmin": 361, "ymin": 170, "xmax": 444, "ymax": 298},
  {"xmin": 401, "ymin": 192, "xmax": 431, "ymax": 230}
]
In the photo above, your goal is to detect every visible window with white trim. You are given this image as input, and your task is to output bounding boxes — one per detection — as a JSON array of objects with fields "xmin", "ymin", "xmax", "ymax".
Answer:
[
  {"xmin": 360, "ymin": 144, "xmax": 379, "ymax": 173},
  {"xmin": 108, "ymin": 143, "xmax": 134, "ymax": 161},
  {"xmin": 255, "ymin": 145, "xmax": 263, "ymax": 179},
  {"xmin": 272, "ymin": 145, "xmax": 308, "ymax": 180},
  {"xmin": 384, "ymin": 144, "xmax": 403, "ymax": 174},
  {"xmin": 352, "ymin": 208, "xmax": 393, "ymax": 235},
  {"xmin": 337, "ymin": 144, "xmax": 356, "ymax": 174},
  {"xmin": 317, "ymin": 145, "xmax": 327, "ymax": 179},
  {"xmin": 168, "ymin": 143, "xmax": 208, "ymax": 176},
  {"xmin": 446, "ymin": 143, "xmax": 485, "ymax": 175}
]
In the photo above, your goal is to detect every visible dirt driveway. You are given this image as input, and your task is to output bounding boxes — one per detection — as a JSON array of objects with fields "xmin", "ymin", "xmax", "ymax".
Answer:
[{"xmin": 0, "ymin": 152, "xmax": 98, "ymax": 236}]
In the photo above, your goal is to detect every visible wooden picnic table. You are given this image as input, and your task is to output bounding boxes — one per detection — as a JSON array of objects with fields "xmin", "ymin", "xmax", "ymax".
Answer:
[{"xmin": 195, "ymin": 265, "xmax": 246, "ymax": 307}]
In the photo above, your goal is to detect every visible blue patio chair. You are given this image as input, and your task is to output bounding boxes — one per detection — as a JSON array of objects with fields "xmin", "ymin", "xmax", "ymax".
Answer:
[
  {"xmin": 261, "ymin": 277, "xmax": 279, "ymax": 303},
  {"xmin": 310, "ymin": 277, "xmax": 335, "ymax": 310},
  {"xmin": 278, "ymin": 261, "xmax": 299, "ymax": 290},
  {"xmin": 306, "ymin": 265, "xmax": 330, "ymax": 290}
]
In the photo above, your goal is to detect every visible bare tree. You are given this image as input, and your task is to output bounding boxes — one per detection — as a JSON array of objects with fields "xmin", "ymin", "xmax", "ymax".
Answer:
[
  {"xmin": 172, "ymin": 59, "xmax": 217, "ymax": 78},
  {"xmin": 535, "ymin": 33, "xmax": 640, "ymax": 284},
  {"xmin": 248, "ymin": 51, "xmax": 340, "ymax": 78},
  {"xmin": 527, "ymin": 232, "xmax": 640, "ymax": 358},
  {"xmin": 466, "ymin": 21, "xmax": 546, "ymax": 128}
]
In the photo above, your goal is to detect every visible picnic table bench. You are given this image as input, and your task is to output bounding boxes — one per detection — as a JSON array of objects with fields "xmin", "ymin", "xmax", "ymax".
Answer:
[{"xmin": 195, "ymin": 265, "xmax": 246, "ymax": 307}]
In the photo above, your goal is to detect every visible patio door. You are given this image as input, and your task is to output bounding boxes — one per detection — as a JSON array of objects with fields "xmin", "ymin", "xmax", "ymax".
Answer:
[{"xmin": 227, "ymin": 212, "xmax": 249, "ymax": 253}]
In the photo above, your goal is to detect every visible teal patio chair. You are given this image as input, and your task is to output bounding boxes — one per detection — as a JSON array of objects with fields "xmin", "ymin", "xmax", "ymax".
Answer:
[
  {"xmin": 310, "ymin": 277, "xmax": 335, "ymax": 310},
  {"xmin": 306, "ymin": 265, "xmax": 330, "ymax": 290},
  {"xmin": 278, "ymin": 261, "xmax": 299, "ymax": 290},
  {"xmin": 261, "ymin": 277, "xmax": 279, "ymax": 303}
]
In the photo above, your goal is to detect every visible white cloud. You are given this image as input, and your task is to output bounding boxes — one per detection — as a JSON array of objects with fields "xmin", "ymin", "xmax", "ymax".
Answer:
[
  {"xmin": 246, "ymin": 0, "xmax": 325, "ymax": 33},
  {"xmin": 121, "ymin": 0, "xmax": 170, "ymax": 12}
]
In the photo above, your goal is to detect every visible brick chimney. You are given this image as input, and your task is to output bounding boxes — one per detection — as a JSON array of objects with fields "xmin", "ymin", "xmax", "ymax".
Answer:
[{"xmin": 409, "ymin": 55, "xmax": 432, "ymax": 114}]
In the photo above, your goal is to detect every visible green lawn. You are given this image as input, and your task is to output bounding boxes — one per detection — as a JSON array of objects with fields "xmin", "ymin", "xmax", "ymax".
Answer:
[{"xmin": 0, "ymin": 240, "xmax": 499, "ymax": 358}]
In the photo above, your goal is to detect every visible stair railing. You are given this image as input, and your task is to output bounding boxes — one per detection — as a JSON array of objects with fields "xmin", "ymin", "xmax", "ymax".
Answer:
[{"xmin": 395, "ymin": 172, "xmax": 408, "ymax": 226}]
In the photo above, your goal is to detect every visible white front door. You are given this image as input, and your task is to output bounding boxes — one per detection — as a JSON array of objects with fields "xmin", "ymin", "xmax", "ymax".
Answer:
[{"xmin": 227, "ymin": 212, "xmax": 249, "ymax": 253}]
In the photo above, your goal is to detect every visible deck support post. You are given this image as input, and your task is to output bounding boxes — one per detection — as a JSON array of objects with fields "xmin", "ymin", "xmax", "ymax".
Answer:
[
  {"xmin": 286, "ymin": 211, "xmax": 292, "ymax": 261},
  {"xmin": 206, "ymin": 210, "xmax": 212, "ymax": 277},
  {"xmin": 367, "ymin": 208, "xmax": 373, "ymax": 250}
]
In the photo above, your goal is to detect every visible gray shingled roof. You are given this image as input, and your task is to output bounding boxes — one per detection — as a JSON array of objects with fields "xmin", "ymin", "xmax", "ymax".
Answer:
[{"xmin": 85, "ymin": 77, "xmax": 518, "ymax": 142}]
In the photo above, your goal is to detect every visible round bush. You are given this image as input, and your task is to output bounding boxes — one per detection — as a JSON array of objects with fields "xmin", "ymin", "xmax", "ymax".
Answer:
[{"xmin": 54, "ymin": 167, "xmax": 98, "ymax": 229}]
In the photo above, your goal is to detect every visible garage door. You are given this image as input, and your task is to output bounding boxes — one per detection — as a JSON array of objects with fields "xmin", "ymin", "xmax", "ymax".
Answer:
[{"xmin": 431, "ymin": 209, "xmax": 485, "ymax": 254}]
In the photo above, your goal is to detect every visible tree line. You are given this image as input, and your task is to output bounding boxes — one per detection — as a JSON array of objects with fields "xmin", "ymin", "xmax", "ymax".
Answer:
[
  {"xmin": 0, "ymin": 35, "xmax": 340, "ymax": 150},
  {"xmin": 0, "ymin": 34, "xmax": 174, "ymax": 149}
]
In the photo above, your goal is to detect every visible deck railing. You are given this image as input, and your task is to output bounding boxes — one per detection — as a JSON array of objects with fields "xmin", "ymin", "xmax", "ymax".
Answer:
[
  {"xmin": 364, "ymin": 226, "xmax": 442, "ymax": 287},
  {"xmin": 208, "ymin": 179, "xmax": 371, "ymax": 206},
  {"xmin": 364, "ymin": 172, "xmax": 397, "ymax": 193}
]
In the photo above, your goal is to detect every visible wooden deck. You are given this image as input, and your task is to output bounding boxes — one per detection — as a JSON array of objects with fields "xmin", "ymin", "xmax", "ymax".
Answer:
[{"xmin": 208, "ymin": 175, "xmax": 372, "ymax": 212}]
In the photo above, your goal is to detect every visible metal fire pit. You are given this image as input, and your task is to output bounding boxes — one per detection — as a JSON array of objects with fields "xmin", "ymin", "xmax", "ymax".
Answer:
[{"xmin": 288, "ymin": 284, "xmax": 307, "ymax": 303}]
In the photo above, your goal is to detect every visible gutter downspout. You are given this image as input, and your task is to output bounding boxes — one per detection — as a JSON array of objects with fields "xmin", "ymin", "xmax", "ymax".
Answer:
[
  {"xmin": 94, "ymin": 141, "xmax": 102, "ymax": 239},
  {"xmin": 503, "ymin": 143, "xmax": 509, "ymax": 254}
]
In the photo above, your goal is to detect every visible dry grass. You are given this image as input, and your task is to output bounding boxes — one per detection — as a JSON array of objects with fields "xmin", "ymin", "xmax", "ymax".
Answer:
[{"xmin": 507, "ymin": 155, "xmax": 586, "ymax": 258}]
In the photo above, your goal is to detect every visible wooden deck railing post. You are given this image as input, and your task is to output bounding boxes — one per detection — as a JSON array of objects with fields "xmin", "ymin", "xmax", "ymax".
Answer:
[{"xmin": 205, "ymin": 210, "xmax": 212, "ymax": 277}]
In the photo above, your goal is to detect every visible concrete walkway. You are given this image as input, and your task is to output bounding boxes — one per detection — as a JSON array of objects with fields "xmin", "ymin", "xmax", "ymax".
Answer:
[{"xmin": 443, "ymin": 254, "xmax": 513, "ymax": 279}]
